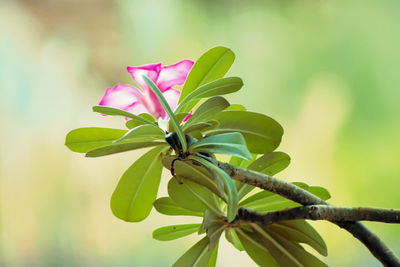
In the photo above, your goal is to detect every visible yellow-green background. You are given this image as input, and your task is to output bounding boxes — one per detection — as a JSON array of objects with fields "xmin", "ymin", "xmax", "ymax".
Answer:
[{"xmin": 1, "ymin": 0, "xmax": 399, "ymax": 266}]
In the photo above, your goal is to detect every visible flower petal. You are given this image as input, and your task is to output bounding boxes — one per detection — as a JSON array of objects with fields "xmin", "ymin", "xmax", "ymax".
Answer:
[
  {"xmin": 140, "ymin": 89, "xmax": 181, "ymax": 120},
  {"xmin": 99, "ymin": 84, "xmax": 141, "ymax": 110},
  {"xmin": 125, "ymin": 101, "xmax": 149, "ymax": 116},
  {"xmin": 162, "ymin": 88, "xmax": 181, "ymax": 117},
  {"xmin": 127, "ymin": 63, "xmax": 161, "ymax": 91},
  {"xmin": 138, "ymin": 90, "xmax": 165, "ymax": 120},
  {"xmin": 183, "ymin": 110, "xmax": 193, "ymax": 122},
  {"xmin": 124, "ymin": 101, "xmax": 150, "ymax": 120},
  {"xmin": 157, "ymin": 60, "xmax": 194, "ymax": 91}
]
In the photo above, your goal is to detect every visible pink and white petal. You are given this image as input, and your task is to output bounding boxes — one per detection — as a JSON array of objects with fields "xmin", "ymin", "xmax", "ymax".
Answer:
[
  {"xmin": 124, "ymin": 101, "xmax": 151, "ymax": 120},
  {"xmin": 137, "ymin": 90, "xmax": 165, "ymax": 120},
  {"xmin": 162, "ymin": 88, "xmax": 181, "ymax": 113},
  {"xmin": 183, "ymin": 110, "xmax": 193, "ymax": 122},
  {"xmin": 99, "ymin": 84, "xmax": 141, "ymax": 110},
  {"xmin": 157, "ymin": 60, "xmax": 194, "ymax": 92},
  {"xmin": 127, "ymin": 63, "xmax": 162, "ymax": 91}
]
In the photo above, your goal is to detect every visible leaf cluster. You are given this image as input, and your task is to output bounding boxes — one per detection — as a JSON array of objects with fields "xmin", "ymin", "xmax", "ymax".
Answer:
[{"xmin": 65, "ymin": 47, "xmax": 331, "ymax": 266}]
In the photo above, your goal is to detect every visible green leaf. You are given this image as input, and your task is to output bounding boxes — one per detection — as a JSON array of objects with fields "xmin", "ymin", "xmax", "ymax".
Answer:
[
  {"xmin": 143, "ymin": 75, "xmax": 187, "ymax": 152},
  {"xmin": 225, "ymin": 104, "xmax": 246, "ymax": 111},
  {"xmin": 206, "ymin": 242, "xmax": 219, "ymax": 267},
  {"xmin": 236, "ymin": 183, "xmax": 256, "ymax": 201},
  {"xmin": 229, "ymin": 156, "xmax": 244, "ymax": 167},
  {"xmin": 65, "ymin": 127, "xmax": 127, "ymax": 153},
  {"xmin": 189, "ymin": 132, "xmax": 252, "ymax": 160},
  {"xmin": 250, "ymin": 224, "xmax": 327, "ymax": 267},
  {"xmin": 168, "ymin": 113, "xmax": 190, "ymax": 132},
  {"xmin": 291, "ymin": 182, "xmax": 331, "ymax": 201},
  {"xmin": 162, "ymin": 156, "xmax": 225, "ymax": 200},
  {"xmin": 190, "ymin": 155, "xmax": 238, "ymax": 222},
  {"xmin": 239, "ymin": 183, "xmax": 308, "ymax": 212},
  {"xmin": 239, "ymin": 191, "xmax": 300, "ymax": 212},
  {"xmin": 236, "ymin": 228, "xmax": 278, "ymax": 267},
  {"xmin": 269, "ymin": 234, "xmax": 327, "ymax": 267},
  {"xmin": 115, "ymin": 124, "xmax": 165, "ymax": 143},
  {"xmin": 168, "ymin": 177, "xmax": 223, "ymax": 216},
  {"xmin": 176, "ymin": 77, "xmax": 243, "ymax": 114},
  {"xmin": 184, "ymin": 120, "xmax": 220, "ymax": 135},
  {"xmin": 126, "ymin": 113, "xmax": 156, "ymax": 129},
  {"xmin": 267, "ymin": 220, "xmax": 327, "ymax": 256},
  {"xmin": 239, "ymin": 182, "xmax": 330, "ymax": 212},
  {"xmin": 184, "ymin": 96, "xmax": 230, "ymax": 128},
  {"xmin": 201, "ymin": 210, "xmax": 225, "ymax": 250},
  {"xmin": 308, "ymin": 186, "xmax": 331, "ymax": 201},
  {"xmin": 184, "ymin": 122, "xmax": 214, "ymax": 134},
  {"xmin": 179, "ymin": 46, "xmax": 235, "ymax": 104},
  {"xmin": 152, "ymin": 224, "xmax": 201, "ymax": 241},
  {"xmin": 173, "ymin": 237, "xmax": 218, "ymax": 267},
  {"xmin": 85, "ymin": 142, "xmax": 166, "ymax": 157},
  {"xmin": 230, "ymin": 154, "xmax": 257, "ymax": 171},
  {"xmin": 248, "ymin": 152, "xmax": 291, "ymax": 176},
  {"xmin": 225, "ymin": 228, "xmax": 244, "ymax": 251},
  {"xmin": 110, "ymin": 146, "xmax": 165, "ymax": 222},
  {"xmin": 189, "ymin": 130, "xmax": 204, "ymax": 140},
  {"xmin": 92, "ymin": 106, "xmax": 156, "ymax": 125},
  {"xmin": 204, "ymin": 111, "xmax": 283, "ymax": 154},
  {"xmin": 232, "ymin": 153, "xmax": 257, "ymax": 168},
  {"xmin": 153, "ymin": 197, "xmax": 203, "ymax": 217},
  {"xmin": 126, "ymin": 120, "xmax": 146, "ymax": 129}
]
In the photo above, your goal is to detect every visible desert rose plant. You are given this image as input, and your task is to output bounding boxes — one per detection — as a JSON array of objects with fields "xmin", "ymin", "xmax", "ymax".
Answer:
[{"xmin": 65, "ymin": 47, "xmax": 400, "ymax": 267}]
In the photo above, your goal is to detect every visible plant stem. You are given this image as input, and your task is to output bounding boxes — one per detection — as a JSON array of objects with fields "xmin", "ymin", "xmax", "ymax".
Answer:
[
  {"xmin": 237, "ymin": 206, "xmax": 400, "ymax": 225},
  {"xmin": 142, "ymin": 75, "xmax": 188, "ymax": 151},
  {"xmin": 215, "ymin": 160, "xmax": 400, "ymax": 267}
]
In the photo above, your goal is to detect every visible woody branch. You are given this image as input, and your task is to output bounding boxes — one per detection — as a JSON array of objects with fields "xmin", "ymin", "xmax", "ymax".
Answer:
[{"xmin": 214, "ymin": 160, "xmax": 400, "ymax": 267}]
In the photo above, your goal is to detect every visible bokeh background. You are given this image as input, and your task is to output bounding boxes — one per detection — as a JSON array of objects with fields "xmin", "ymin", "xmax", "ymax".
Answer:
[{"xmin": 1, "ymin": 0, "xmax": 400, "ymax": 266}]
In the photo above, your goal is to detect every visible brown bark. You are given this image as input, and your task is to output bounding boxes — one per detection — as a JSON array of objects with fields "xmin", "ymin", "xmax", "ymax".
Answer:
[{"xmin": 215, "ymin": 160, "xmax": 400, "ymax": 267}]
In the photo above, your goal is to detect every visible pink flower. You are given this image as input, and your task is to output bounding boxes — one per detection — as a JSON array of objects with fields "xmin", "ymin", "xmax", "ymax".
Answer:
[{"xmin": 99, "ymin": 60, "xmax": 194, "ymax": 120}]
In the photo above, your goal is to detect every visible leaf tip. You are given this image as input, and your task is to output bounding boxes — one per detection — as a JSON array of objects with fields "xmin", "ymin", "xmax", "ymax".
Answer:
[{"xmin": 92, "ymin": 105, "xmax": 100, "ymax": 112}]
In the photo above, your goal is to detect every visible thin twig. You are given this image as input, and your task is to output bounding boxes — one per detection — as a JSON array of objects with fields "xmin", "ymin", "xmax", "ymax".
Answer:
[
  {"xmin": 237, "ymin": 206, "xmax": 400, "ymax": 225},
  {"xmin": 215, "ymin": 160, "xmax": 400, "ymax": 267}
]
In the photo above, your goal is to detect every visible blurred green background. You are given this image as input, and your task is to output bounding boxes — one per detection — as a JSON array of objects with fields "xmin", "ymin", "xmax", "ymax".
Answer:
[{"xmin": 1, "ymin": 0, "xmax": 399, "ymax": 266}]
